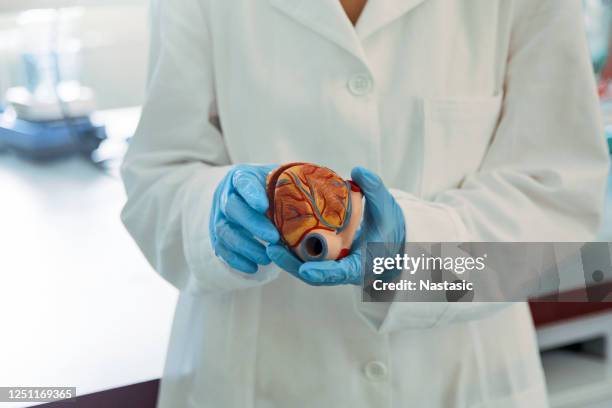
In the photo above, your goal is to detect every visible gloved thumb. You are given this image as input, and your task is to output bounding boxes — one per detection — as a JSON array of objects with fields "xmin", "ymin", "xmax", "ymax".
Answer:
[
  {"xmin": 351, "ymin": 166, "xmax": 384, "ymax": 198},
  {"xmin": 232, "ymin": 168, "xmax": 269, "ymax": 213},
  {"xmin": 351, "ymin": 166, "xmax": 393, "ymax": 220}
]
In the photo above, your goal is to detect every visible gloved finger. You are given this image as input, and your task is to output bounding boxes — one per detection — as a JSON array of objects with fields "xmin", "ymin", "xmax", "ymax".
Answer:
[
  {"xmin": 266, "ymin": 244, "xmax": 302, "ymax": 277},
  {"xmin": 224, "ymin": 193, "xmax": 280, "ymax": 243},
  {"xmin": 214, "ymin": 241, "xmax": 258, "ymax": 274},
  {"xmin": 298, "ymin": 254, "xmax": 362, "ymax": 286},
  {"xmin": 216, "ymin": 221, "xmax": 271, "ymax": 265},
  {"xmin": 232, "ymin": 169, "xmax": 269, "ymax": 213}
]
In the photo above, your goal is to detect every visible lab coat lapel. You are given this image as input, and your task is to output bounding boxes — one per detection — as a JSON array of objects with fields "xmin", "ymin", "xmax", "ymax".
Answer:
[
  {"xmin": 269, "ymin": 0, "xmax": 367, "ymax": 61},
  {"xmin": 356, "ymin": 0, "xmax": 429, "ymax": 39}
]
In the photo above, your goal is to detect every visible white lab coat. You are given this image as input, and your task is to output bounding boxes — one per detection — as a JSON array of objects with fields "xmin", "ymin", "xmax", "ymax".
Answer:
[{"xmin": 121, "ymin": 0, "xmax": 609, "ymax": 407}]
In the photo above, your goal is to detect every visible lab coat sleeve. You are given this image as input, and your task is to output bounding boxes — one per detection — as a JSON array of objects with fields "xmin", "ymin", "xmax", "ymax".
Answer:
[
  {"xmin": 356, "ymin": 0, "xmax": 610, "ymax": 332},
  {"xmin": 120, "ymin": 0, "xmax": 279, "ymax": 295}
]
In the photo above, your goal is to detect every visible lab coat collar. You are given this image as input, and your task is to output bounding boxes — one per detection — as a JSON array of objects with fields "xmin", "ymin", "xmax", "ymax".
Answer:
[
  {"xmin": 269, "ymin": 0, "xmax": 367, "ymax": 61},
  {"xmin": 270, "ymin": 0, "xmax": 429, "ymax": 59},
  {"xmin": 356, "ymin": 0, "xmax": 428, "ymax": 39}
]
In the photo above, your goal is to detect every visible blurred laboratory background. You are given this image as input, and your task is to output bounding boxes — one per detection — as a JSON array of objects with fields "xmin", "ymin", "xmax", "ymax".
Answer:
[
  {"xmin": 0, "ymin": 1, "xmax": 175, "ymax": 407},
  {"xmin": 1, "ymin": 0, "xmax": 612, "ymax": 407}
]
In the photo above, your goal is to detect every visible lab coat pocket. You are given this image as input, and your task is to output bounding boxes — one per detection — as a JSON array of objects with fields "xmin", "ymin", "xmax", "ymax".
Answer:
[{"xmin": 422, "ymin": 95, "xmax": 503, "ymax": 198}]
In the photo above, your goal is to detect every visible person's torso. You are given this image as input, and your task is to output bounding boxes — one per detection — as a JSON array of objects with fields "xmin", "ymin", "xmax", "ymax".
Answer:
[{"xmin": 159, "ymin": 1, "xmax": 548, "ymax": 407}]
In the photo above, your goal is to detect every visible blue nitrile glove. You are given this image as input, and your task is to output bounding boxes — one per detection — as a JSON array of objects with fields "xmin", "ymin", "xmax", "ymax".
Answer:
[
  {"xmin": 210, "ymin": 164, "xmax": 280, "ymax": 274},
  {"xmin": 266, "ymin": 166, "xmax": 405, "ymax": 286}
]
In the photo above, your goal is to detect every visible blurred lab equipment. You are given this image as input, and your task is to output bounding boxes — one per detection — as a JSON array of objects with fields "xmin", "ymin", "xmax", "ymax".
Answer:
[
  {"xmin": 584, "ymin": 0, "xmax": 612, "ymax": 154},
  {"xmin": 0, "ymin": 8, "xmax": 106, "ymax": 160},
  {"xmin": 584, "ymin": 0, "xmax": 612, "ymax": 76}
]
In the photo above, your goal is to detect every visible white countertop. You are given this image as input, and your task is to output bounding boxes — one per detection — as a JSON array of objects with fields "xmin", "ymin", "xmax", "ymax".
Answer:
[{"xmin": 543, "ymin": 350, "xmax": 612, "ymax": 408}]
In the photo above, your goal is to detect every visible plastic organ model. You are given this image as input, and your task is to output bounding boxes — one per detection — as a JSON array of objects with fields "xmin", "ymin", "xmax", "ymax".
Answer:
[{"xmin": 266, "ymin": 163, "xmax": 363, "ymax": 261}]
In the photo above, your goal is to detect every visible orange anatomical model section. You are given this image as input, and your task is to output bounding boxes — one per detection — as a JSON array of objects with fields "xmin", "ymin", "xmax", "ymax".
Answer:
[{"xmin": 266, "ymin": 163, "xmax": 363, "ymax": 262}]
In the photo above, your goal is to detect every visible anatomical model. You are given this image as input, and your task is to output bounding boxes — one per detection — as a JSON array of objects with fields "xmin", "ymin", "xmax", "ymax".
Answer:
[{"xmin": 266, "ymin": 163, "xmax": 363, "ymax": 261}]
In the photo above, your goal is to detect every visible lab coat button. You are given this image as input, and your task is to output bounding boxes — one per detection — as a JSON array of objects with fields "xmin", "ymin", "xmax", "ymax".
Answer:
[
  {"xmin": 347, "ymin": 74, "xmax": 373, "ymax": 96},
  {"xmin": 363, "ymin": 361, "xmax": 388, "ymax": 381}
]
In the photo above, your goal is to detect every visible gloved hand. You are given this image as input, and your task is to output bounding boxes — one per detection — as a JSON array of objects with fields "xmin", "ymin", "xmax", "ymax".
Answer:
[
  {"xmin": 210, "ymin": 164, "xmax": 280, "ymax": 274},
  {"xmin": 266, "ymin": 166, "xmax": 405, "ymax": 285}
]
